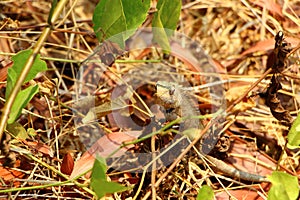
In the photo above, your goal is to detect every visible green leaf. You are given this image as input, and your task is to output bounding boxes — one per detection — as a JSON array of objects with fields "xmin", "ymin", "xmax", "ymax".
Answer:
[
  {"xmin": 152, "ymin": 14, "xmax": 171, "ymax": 52},
  {"xmin": 91, "ymin": 179, "xmax": 129, "ymax": 199},
  {"xmin": 11, "ymin": 49, "xmax": 47, "ymax": 84},
  {"xmin": 121, "ymin": 0, "xmax": 150, "ymax": 30},
  {"xmin": 267, "ymin": 171, "xmax": 299, "ymax": 200},
  {"xmin": 93, "ymin": 0, "xmax": 150, "ymax": 47},
  {"xmin": 152, "ymin": 0, "xmax": 181, "ymax": 51},
  {"xmin": 90, "ymin": 156, "xmax": 129, "ymax": 199},
  {"xmin": 7, "ymin": 121, "xmax": 28, "ymax": 140},
  {"xmin": 93, "ymin": 0, "xmax": 126, "ymax": 45},
  {"xmin": 5, "ymin": 49, "xmax": 47, "ymax": 124},
  {"xmin": 91, "ymin": 156, "xmax": 107, "ymax": 181},
  {"xmin": 287, "ymin": 113, "xmax": 300, "ymax": 148},
  {"xmin": 8, "ymin": 85, "xmax": 39, "ymax": 124},
  {"xmin": 6, "ymin": 68, "xmax": 17, "ymax": 99},
  {"xmin": 121, "ymin": 0, "xmax": 150, "ymax": 40},
  {"xmin": 197, "ymin": 185, "xmax": 214, "ymax": 200},
  {"xmin": 154, "ymin": 0, "xmax": 181, "ymax": 31}
]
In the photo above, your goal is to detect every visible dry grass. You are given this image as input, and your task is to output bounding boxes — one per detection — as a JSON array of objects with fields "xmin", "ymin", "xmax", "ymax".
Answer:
[{"xmin": 0, "ymin": 0, "xmax": 300, "ymax": 199}]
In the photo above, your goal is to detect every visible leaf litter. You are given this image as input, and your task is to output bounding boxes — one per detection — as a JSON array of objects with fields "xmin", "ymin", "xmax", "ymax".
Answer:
[{"xmin": 0, "ymin": 0, "xmax": 300, "ymax": 199}]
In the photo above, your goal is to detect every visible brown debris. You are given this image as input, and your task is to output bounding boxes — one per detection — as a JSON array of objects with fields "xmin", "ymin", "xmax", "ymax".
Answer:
[
  {"xmin": 260, "ymin": 31, "xmax": 295, "ymax": 125},
  {"xmin": 262, "ymin": 74, "xmax": 294, "ymax": 125}
]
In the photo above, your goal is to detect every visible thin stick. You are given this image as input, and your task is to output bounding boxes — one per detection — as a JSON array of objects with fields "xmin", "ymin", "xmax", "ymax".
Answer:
[{"xmin": 151, "ymin": 133, "xmax": 157, "ymax": 200}]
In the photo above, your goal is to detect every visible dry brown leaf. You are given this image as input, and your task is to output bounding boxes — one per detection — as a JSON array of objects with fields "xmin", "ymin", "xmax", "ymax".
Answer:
[
  {"xmin": 0, "ymin": 64, "xmax": 10, "ymax": 88},
  {"xmin": 82, "ymin": 86, "xmax": 135, "ymax": 124},
  {"xmin": 23, "ymin": 140, "xmax": 54, "ymax": 157},
  {"xmin": 227, "ymin": 141, "xmax": 274, "ymax": 177},
  {"xmin": 0, "ymin": 160, "xmax": 24, "ymax": 188},
  {"xmin": 215, "ymin": 183, "xmax": 270, "ymax": 200},
  {"xmin": 251, "ymin": 0, "xmax": 283, "ymax": 17},
  {"xmin": 30, "ymin": 97, "xmax": 48, "ymax": 111},
  {"xmin": 224, "ymin": 36, "xmax": 300, "ymax": 69},
  {"xmin": 70, "ymin": 131, "xmax": 140, "ymax": 178},
  {"xmin": 61, "ymin": 153, "xmax": 74, "ymax": 175}
]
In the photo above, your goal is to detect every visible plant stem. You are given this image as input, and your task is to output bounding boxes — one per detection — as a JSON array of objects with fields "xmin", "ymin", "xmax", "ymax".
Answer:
[{"xmin": 0, "ymin": 0, "xmax": 69, "ymax": 141}]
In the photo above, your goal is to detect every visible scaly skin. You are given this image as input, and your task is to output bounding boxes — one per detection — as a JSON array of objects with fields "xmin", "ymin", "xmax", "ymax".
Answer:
[{"xmin": 155, "ymin": 81, "xmax": 203, "ymax": 136}]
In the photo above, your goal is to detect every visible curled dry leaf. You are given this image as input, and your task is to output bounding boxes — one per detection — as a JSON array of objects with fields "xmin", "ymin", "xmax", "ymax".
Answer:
[
  {"xmin": 96, "ymin": 40, "xmax": 125, "ymax": 66},
  {"xmin": 261, "ymin": 75, "xmax": 294, "ymax": 125},
  {"xmin": 37, "ymin": 77, "xmax": 57, "ymax": 96},
  {"xmin": 271, "ymin": 31, "xmax": 293, "ymax": 73},
  {"xmin": 82, "ymin": 86, "xmax": 135, "ymax": 124},
  {"xmin": 260, "ymin": 31, "xmax": 294, "ymax": 125}
]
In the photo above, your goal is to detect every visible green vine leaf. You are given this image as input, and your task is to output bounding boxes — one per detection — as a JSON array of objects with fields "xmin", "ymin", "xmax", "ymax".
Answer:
[
  {"xmin": 152, "ymin": 0, "xmax": 181, "ymax": 51},
  {"xmin": 197, "ymin": 185, "xmax": 214, "ymax": 200},
  {"xmin": 93, "ymin": 0, "xmax": 150, "ymax": 47},
  {"xmin": 153, "ymin": 0, "xmax": 181, "ymax": 31},
  {"xmin": 6, "ymin": 49, "xmax": 47, "ymax": 124},
  {"xmin": 287, "ymin": 113, "xmax": 300, "ymax": 148},
  {"xmin": 11, "ymin": 49, "xmax": 47, "ymax": 85},
  {"xmin": 267, "ymin": 171, "xmax": 299, "ymax": 200},
  {"xmin": 8, "ymin": 85, "xmax": 39, "ymax": 124},
  {"xmin": 90, "ymin": 156, "xmax": 130, "ymax": 199}
]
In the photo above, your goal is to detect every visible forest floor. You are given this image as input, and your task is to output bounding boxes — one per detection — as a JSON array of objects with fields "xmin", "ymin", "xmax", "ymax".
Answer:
[{"xmin": 0, "ymin": 0, "xmax": 300, "ymax": 199}]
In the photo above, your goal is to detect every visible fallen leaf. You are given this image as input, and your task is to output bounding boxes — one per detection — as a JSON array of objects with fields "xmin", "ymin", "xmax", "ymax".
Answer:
[
  {"xmin": 251, "ymin": 0, "xmax": 283, "ymax": 17},
  {"xmin": 70, "ymin": 131, "xmax": 140, "ymax": 178},
  {"xmin": 23, "ymin": 140, "xmax": 54, "ymax": 157},
  {"xmin": 227, "ymin": 140, "xmax": 274, "ymax": 177},
  {"xmin": 61, "ymin": 153, "xmax": 74, "ymax": 175},
  {"xmin": 215, "ymin": 183, "xmax": 270, "ymax": 200},
  {"xmin": 0, "ymin": 160, "xmax": 24, "ymax": 188},
  {"xmin": 224, "ymin": 36, "xmax": 300, "ymax": 69}
]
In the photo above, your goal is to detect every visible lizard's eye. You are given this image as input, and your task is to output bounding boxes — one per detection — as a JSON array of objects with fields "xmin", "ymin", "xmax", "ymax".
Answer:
[{"xmin": 169, "ymin": 86, "xmax": 175, "ymax": 95}]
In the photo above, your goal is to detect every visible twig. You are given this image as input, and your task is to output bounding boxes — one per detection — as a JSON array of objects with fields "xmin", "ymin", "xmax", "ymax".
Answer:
[{"xmin": 151, "ymin": 133, "xmax": 157, "ymax": 200}]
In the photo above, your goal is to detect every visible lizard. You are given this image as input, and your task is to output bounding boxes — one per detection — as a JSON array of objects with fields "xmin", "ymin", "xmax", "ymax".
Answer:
[
  {"xmin": 77, "ymin": 79, "xmax": 268, "ymax": 182},
  {"xmin": 155, "ymin": 80, "xmax": 224, "ymax": 154},
  {"xmin": 155, "ymin": 80, "xmax": 268, "ymax": 182},
  {"xmin": 155, "ymin": 81, "xmax": 202, "ymax": 132}
]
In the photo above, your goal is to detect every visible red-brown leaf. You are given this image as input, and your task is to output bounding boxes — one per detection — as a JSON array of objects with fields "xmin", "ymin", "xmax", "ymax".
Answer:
[
  {"xmin": 23, "ymin": 140, "xmax": 54, "ymax": 157},
  {"xmin": 70, "ymin": 131, "xmax": 141, "ymax": 178},
  {"xmin": 0, "ymin": 160, "xmax": 24, "ymax": 188},
  {"xmin": 61, "ymin": 153, "xmax": 74, "ymax": 175},
  {"xmin": 251, "ymin": 0, "xmax": 283, "ymax": 17}
]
